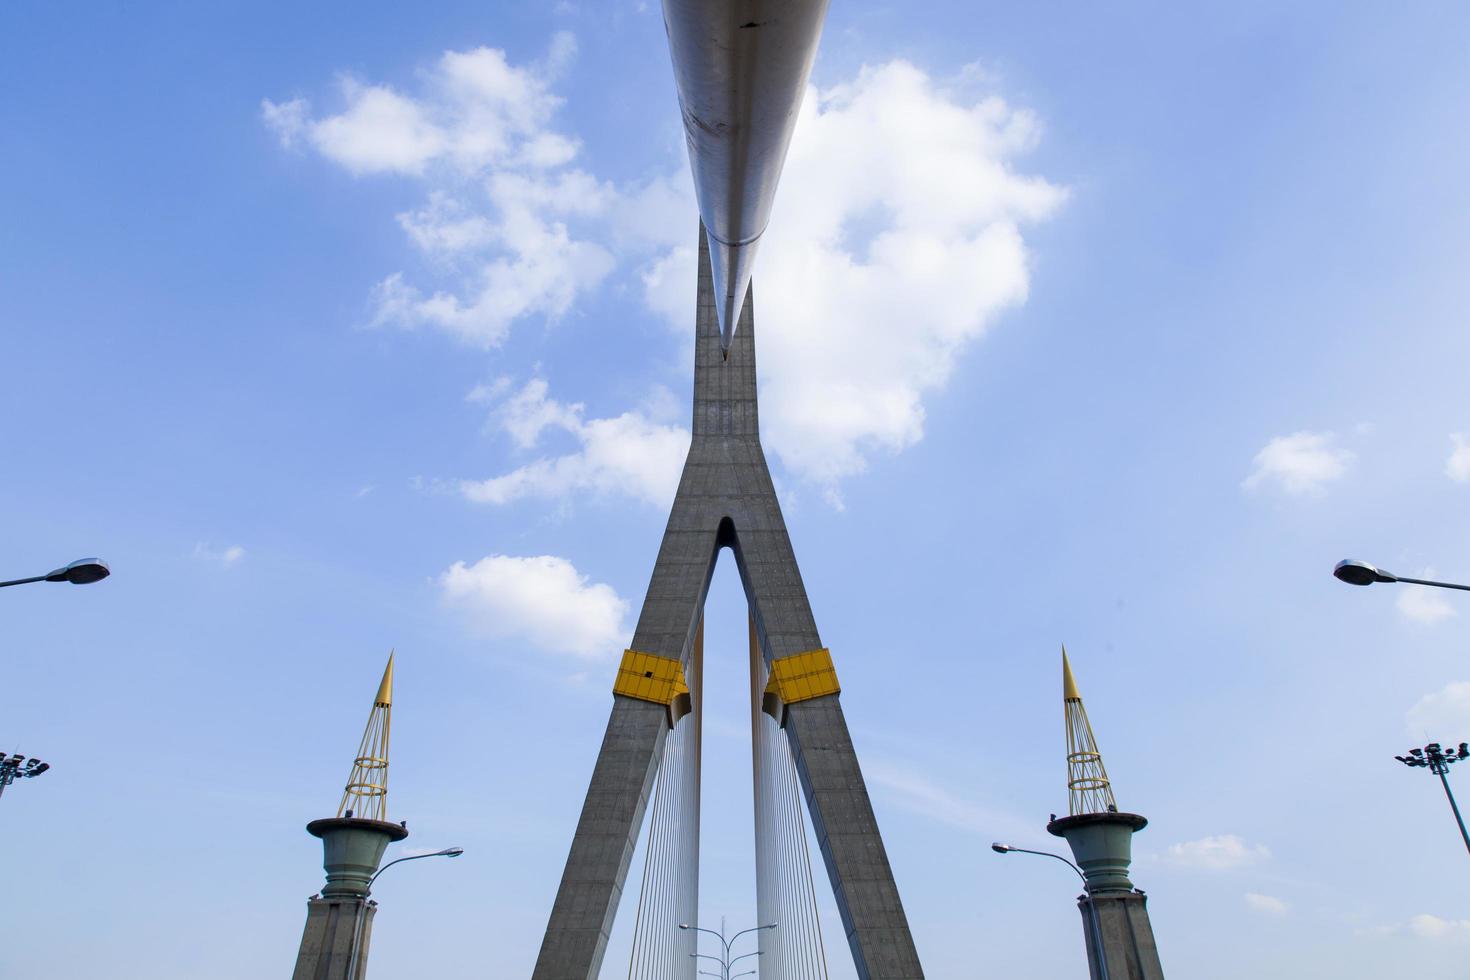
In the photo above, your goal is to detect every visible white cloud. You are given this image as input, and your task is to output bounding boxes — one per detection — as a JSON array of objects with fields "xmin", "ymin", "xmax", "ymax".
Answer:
[
  {"xmin": 439, "ymin": 554, "xmax": 627, "ymax": 658},
  {"xmin": 1245, "ymin": 893, "xmax": 1289, "ymax": 916},
  {"xmin": 1242, "ymin": 431, "xmax": 1353, "ymax": 496},
  {"xmin": 263, "ymin": 34, "xmax": 613, "ymax": 347},
  {"xmin": 1165, "ymin": 834, "xmax": 1270, "ymax": 871},
  {"xmin": 1447, "ymin": 434, "xmax": 1470, "ymax": 483},
  {"xmin": 305, "ymin": 79, "xmax": 447, "ymax": 176},
  {"xmin": 1409, "ymin": 914, "xmax": 1470, "ymax": 939},
  {"xmin": 193, "ymin": 543, "xmax": 245, "ymax": 566},
  {"xmin": 261, "ymin": 97, "xmax": 307, "ymax": 148},
  {"xmin": 460, "ymin": 378, "xmax": 688, "ymax": 507},
  {"xmin": 1406, "ymin": 681, "xmax": 1470, "ymax": 738},
  {"xmin": 640, "ymin": 62, "xmax": 1065, "ymax": 485},
  {"xmin": 268, "ymin": 49, "xmax": 1064, "ymax": 492},
  {"xmin": 1397, "ymin": 569, "xmax": 1457, "ymax": 625}
]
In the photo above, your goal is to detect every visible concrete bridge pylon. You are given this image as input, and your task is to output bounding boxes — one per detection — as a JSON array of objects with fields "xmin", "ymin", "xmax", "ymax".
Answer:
[{"xmin": 531, "ymin": 226, "xmax": 925, "ymax": 980}]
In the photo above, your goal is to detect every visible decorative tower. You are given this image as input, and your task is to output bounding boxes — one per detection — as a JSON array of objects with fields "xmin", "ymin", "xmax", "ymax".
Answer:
[
  {"xmin": 292, "ymin": 653, "xmax": 408, "ymax": 980},
  {"xmin": 1047, "ymin": 648, "xmax": 1165, "ymax": 980}
]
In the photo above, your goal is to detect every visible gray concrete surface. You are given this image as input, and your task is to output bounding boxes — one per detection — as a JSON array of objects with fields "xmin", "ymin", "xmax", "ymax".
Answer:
[
  {"xmin": 291, "ymin": 897, "xmax": 375, "ymax": 980},
  {"xmin": 531, "ymin": 225, "xmax": 924, "ymax": 979},
  {"xmin": 1078, "ymin": 892, "xmax": 1166, "ymax": 980}
]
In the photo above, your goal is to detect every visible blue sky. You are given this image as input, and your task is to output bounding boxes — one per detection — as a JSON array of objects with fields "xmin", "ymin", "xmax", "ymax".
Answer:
[{"xmin": 5, "ymin": 1, "xmax": 1470, "ymax": 977}]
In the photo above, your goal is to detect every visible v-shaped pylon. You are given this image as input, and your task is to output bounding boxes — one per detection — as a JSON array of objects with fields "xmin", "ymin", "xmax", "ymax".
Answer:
[{"xmin": 532, "ymin": 226, "xmax": 924, "ymax": 980}]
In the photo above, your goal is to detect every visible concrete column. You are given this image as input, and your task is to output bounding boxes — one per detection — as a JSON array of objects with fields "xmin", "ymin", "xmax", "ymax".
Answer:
[
  {"xmin": 1049, "ymin": 813, "xmax": 1165, "ymax": 980},
  {"xmin": 292, "ymin": 897, "xmax": 375, "ymax": 980},
  {"xmin": 1077, "ymin": 891, "xmax": 1165, "ymax": 980},
  {"xmin": 291, "ymin": 817, "xmax": 407, "ymax": 980}
]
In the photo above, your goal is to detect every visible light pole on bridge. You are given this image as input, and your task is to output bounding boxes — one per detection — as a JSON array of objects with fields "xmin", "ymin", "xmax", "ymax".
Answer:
[
  {"xmin": 993, "ymin": 843, "xmax": 1110, "ymax": 980},
  {"xmin": 680, "ymin": 921, "xmax": 776, "ymax": 980},
  {"xmin": 0, "ymin": 558, "xmax": 110, "ymax": 589},
  {"xmin": 1335, "ymin": 560, "xmax": 1470, "ymax": 858},
  {"xmin": 343, "ymin": 846, "xmax": 464, "ymax": 980},
  {"xmin": 1333, "ymin": 558, "xmax": 1470, "ymax": 592}
]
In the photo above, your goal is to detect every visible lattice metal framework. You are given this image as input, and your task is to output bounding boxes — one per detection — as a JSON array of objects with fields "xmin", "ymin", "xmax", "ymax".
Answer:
[
  {"xmin": 336, "ymin": 652, "xmax": 394, "ymax": 822},
  {"xmin": 1064, "ymin": 647, "xmax": 1117, "ymax": 816}
]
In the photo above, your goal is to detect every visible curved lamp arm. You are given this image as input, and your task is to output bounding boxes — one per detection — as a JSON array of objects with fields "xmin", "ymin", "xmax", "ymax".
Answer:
[
  {"xmin": 992, "ymin": 843, "xmax": 1088, "ymax": 887},
  {"xmin": 368, "ymin": 846, "xmax": 464, "ymax": 891},
  {"xmin": 728, "ymin": 923, "xmax": 777, "ymax": 949},
  {"xmin": 992, "ymin": 842, "xmax": 1109, "ymax": 980},
  {"xmin": 680, "ymin": 923, "xmax": 730, "ymax": 952}
]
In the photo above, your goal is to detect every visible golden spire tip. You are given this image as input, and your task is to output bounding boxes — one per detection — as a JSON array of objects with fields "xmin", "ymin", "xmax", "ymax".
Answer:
[
  {"xmin": 1062, "ymin": 645, "xmax": 1081, "ymax": 701},
  {"xmin": 375, "ymin": 650, "xmax": 394, "ymax": 707}
]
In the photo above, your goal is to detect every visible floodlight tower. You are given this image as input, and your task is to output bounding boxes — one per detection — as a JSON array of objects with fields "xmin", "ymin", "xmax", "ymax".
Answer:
[
  {"xmin": 1396, "ymin": 741, "xmax": 1470, "ymax": 856},
  {"xmin": 292, "ymin": 653, "xmax": 408, "ymax": 980},
  {"xmin": 0, "ymin": 753, "xmax": 50, "ymax": 802},
  {"xmin": 1047, "ymin": 648, "xmax": 1166, "ymax": 980}
]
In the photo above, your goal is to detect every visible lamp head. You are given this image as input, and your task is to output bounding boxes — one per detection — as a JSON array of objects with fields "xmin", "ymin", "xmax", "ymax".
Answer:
[
  {"xmin": 441, "ymin": 847, "xmax": 465, "ymax": 858},
  {"xmin": 45, "ymin": 558, "xmax": 110, "ymax": 585},
  {"xmin": 991, "ymin": 843, "xmax": 1012, "ymax": 854},
  {"xmin": 1333, "ymin": 559, "xmax": 1397, "ymax": 586}
]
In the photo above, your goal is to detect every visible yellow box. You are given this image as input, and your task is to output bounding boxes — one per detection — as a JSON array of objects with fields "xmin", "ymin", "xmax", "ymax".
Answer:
[
  {"xmin": 766, "ymin": 648, "xmax": 840, "ymax": 704},
  {"xmin": 613, "ymin": 649, "xmax": 689, "ymax": 706}
]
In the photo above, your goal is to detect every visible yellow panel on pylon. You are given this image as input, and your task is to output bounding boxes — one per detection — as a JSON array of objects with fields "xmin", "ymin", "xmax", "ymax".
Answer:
[
  {"xmin": 613, "ymin": 649, "xmax": 690, "ymax": 706},
  {"xmin": 765, "ymin": 648, "xmax": 840, "ymax": 704}
]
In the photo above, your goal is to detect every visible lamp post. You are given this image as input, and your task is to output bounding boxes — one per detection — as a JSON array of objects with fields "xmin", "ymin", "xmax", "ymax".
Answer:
[
  {"xmin": 680, "ymin": 921, "xmax": 776, "ymax": 979},
  {"xmin": 1396, "ymin": 742, "xmax": 1470, "ymax": 858},
  {"xmin": 992, "ymin": 843, "xmax": 1110, "ymax": 980},
  {"xmin": 0, "ymin": 754, "xmax": 50, "ymax": 802},
  {"xmin": 343, "ymin": 846, "xmax": 463, "ymax": 980},
  {"xmin": 0, "ymin": 558, "xmax": 110, "ymax": 589},
  {"xmin": 1333, "ymin": 559, "xmax": 1470, "ymax": 592}
]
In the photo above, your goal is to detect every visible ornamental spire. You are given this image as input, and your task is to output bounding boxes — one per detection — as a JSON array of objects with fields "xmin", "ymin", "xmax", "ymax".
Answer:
[
  {"xmin": 336, "ymin": 651, "xmax": 394, "ymax": 821},
  {"xmin": 1062, "ymin": 646, "xmax": 1117, "ymax": 816}
]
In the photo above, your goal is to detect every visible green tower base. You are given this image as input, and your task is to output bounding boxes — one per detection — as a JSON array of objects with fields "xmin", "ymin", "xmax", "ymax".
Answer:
[
  {"xmin": 1049, "ymin": 812, "xmax": 1165, "ymax": 980},
  {"xmin": 291, "ymin": 817, "xmax": 408, "ymax": 980}
]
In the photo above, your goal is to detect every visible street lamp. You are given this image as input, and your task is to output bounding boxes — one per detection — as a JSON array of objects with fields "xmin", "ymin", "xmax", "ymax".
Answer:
[
  {"xmin": 680, "ymin": 921, "xmax": 776, "ymax": 979},
  {"xmin": 344, "ymin": 846, "xmax": 464, "ymax": 980},
  {"xmin": 0, "ymin": 754, "xmax": 50, "ymax": 802},
  {"xmin": 1333, "ymin": 559, "xmax": 1470, "ymax": 592},
  {"xmin": 992, "ymin": 843, "xmax": 1110, "ymax": 980},
  {"xmin": 1396, "ymin": 742, "xmax": 1470, "ymax": 857},
  {"xmin": 0, "ymin": 558, "xmax": 110, "ymax": 589}
]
